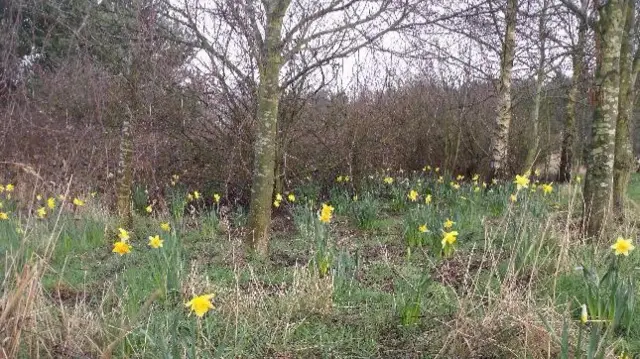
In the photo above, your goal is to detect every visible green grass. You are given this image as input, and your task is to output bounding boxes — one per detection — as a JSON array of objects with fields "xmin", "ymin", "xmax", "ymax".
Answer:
[{"xmin": 1, "ymin": 173, "xmax": 639, "ymax": 358}]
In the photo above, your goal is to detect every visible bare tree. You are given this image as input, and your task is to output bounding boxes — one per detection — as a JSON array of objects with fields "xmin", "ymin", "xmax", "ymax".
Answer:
[{"xmin": 164, "ymin": 0, "xmax": 439, "ymax": 254}]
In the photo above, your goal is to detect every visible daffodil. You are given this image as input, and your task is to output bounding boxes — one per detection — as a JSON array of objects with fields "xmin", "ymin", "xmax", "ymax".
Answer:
[
  {"xmin": 46, "ymin": 197, "xmax": 55, "ymax": 209},
  {"xmin": 576, "ymin": 176, "xmax": 582, "ymax": 183},
  {"xmin": 611, "ymin": 237, "xmax": 635, "ymax": 256},
  {"xmin": 336, "ymin": 176, "xmax": 344, "ymax": 183},
  {"xmin": 383, "ymin": 177, "xmax": 394, "ymax": 185},
  {"xmin": 456, "ymin": 175, "xmax": 465, "ymax": 181},
  {"xmin": 0, "ymin": 185, "xmax": 4, "ymax": 193},
  {"xmin": 160, "ymin": 222, "xmax": 171, "ymax": 232},
  {"xmin": 352, "ymin": 194, "xmax": 358, "ymax": 201},
  {"xmin": 344, "ymin": 176, "xmax": 351, "ymax": 182},
  {"xmin": 145, "ymin": 205, "xmax": 153, "ymax": 213},
  {"xmin": 117, "ymin": 228, "xmax": 130, "ymax": 241},
  {"xmin": 418, "ymin": 224, "xmax": 428, "ymax": 233},
  {"xmin": 0, "ymin": 211, "xmax": 8, "ymax": 220},
  {"xmin": 287, "ymin": 193, "xmax": 296, "ymax": 202},
  {"xmin": 407, "ymin": 190, "xmax": 418, "ymax": 202},
  {"xmin": 36, "ymin": 207, "xmax": 46, "ymax": 219},
  {"xmin": 437, "ymin": 176, "xmax": 444, "ymax": 184},
  {"xmin": 441, "ymin": 230, "xmax": 459, "ymax": 248},
  {"xmin": 213, "ymin": 193, "xmax": 221, "ymax": 203},
  {"xmin": 112, "ymin": 241, "xmax": 131, "ymax": 256},
  {"xmin": 275, "ymin": 193, "xmax": 283, "ymax": 202},
  {"xmin": 36, "ymin": 194, "xmax": 42, "ymax": 201},
  {"xmin": 510, "ymin": 194, "xmax": 517, "ymax": 202},
  {"xmin": 514, "ymin": 175, "xmax": 530, "ymax": 190},
  {"xmin": 273, "ymin": 200, "xmax": 281, "ymax": 208},
  {"xmin": 472, "ymin": 174, "xmax": 479, "ymax": 181},
  {"xmin": 148, "ymin": 235, "xmax": 164, "ymax": 248},
  {"xmin": 319, "ymin": 203, "xmax": 334, "ymax": 223},
  {"xmin": 541, "ymin": 183, "xmax": 553, "ymax": 195},
  {"xmin": 193, "ymin": 191, "xmax": 201, "ymax": 200},
  {"xmin": 5, "ymin": 184, "xmax": 14, "ymax": 192},
  {"xmin": 451, "ymin": 182, "xmax": 460, "ymax": 190},
  {"xmin": 474, "ymin": 187, "xmax": 480, "ymax": 193},
  {"xmin": 73, "ymin": 198, "xmax": 85, "ymax": 206},
  {"xmin": 435, "ymin": 167, "xmax": 440, "ymax": 173},
  {"xmin": 444, "ymin": 219, "xmax": 455, "ymax": 230},
  {"xmin": 580, "ymin": 304, "xmax": 588, "ymax": 324},
  {"xmin": 425, "ymin": 194, "xmax": 432, "ymax": 204},
  {"xmin": 185, "ymin": 293, "xmax": 215, "ymax": 317}
]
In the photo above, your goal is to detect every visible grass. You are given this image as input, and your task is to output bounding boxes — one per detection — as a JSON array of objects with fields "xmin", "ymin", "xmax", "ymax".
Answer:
[{"xmin": 1, "ymin": 172, "xmax": 640, "ymax": 358}]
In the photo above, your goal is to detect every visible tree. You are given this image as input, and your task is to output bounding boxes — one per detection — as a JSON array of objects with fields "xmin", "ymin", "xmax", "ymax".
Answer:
[
  {"xmin": 558, "ymin": 0, "xmax": 588, "ymax": 183},
  {"xmin": 582, "ymin": 0, "xmax": 626, "ymax": 237},
  {"xmin": 612, "ymin": 0, "xmax": 639, "ymax": 215},
  {"xmin": 489, "ymin": 0, "xmax": 518, "ymax": 179},
  {"xmin": 165, "ymin": 0, "xmax": 430, "ymax": 255}
]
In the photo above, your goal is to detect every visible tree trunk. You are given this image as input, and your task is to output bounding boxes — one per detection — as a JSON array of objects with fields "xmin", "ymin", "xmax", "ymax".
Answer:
[
  {"xmin": 559, "ymin": 10, "xmax": 587, "ymax": 183},
  {"xmin": 116, "ymin": 111, "xmax": 134, "ymax": 229},
  {"xmin": 613, "ymin": 0, "xmax": 637, "ymax": 215},
  {"xmin": 245, "ymin": 1, "xmax": 289, "ymax": 255},
  {"xmin": 489, "ymin": 0, "xmax": 518, "ymax": 179},
  {"xmin": 584, "ymin": 0, "xmax": 625, "ymax": 238},
  {"xmin": 524, "ymin": 0, "xmax": 548, "ymax": 172}
]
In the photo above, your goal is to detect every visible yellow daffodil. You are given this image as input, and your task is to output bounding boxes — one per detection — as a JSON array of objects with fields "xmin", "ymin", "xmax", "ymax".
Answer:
[
  {"xmin": 407, "ymin": 190, "xmax": 418, "ymax": 202},
  {"xmin": 47, "ymin": 197, "xmax": 55, "ymax": 209},
  {"xmin": 36, "ymin": 207, "xmax": 46, "ymax": 219},
  {"xmin": 160, "ymin": 222, "xmax": 171, "ymax": 232},
  {"xmin": 148, "ymin": 235, "xmax": 163, "ymax": 248},
  {"xmin": 418, "ymin": 224, "xmax": 429, "ymax": 233},
  {"xmin": 275, "ymin": 193, "xmax": 283, "ymax": 202},
  {"xmin": 514, "ymin": 175, "xmax": 530, "ymax": 190},
  {"xmin": 73, "ymin": 198, "xmax": 85, "ymax": 206},
  {"xmin": 187, "ymin": 193, "xmax": 194, "ymax": 201},
  {"xmin": 145, "ymin": 205, "xmax": 153, "ymax": 213},
  {"xmin": 541, "ymin": 183, "xmax": 553, "ymax": 195},
  {"xmin": 437, "ymin": 176, "xmax": 444, "ymax": 183},
  {"xmin": 193, "ymin": 191, "xmax": 201, "ymax": 200},
  {"xmin": 117, "ymin": 228, "xmax": 130, "ymax": 241},
  {"xmin": 352, "ymin": 194, "xmax": 358, "ymax": 201},
  {"xmin": 441, "ymin": 230, "xmax": 459, "ymax": 248},
  {"xmin": 287, "ymin": 193, "xmax": 296, "ymax": 202},
  {"xmin": 534, "ymin": 169, "xmax": 541, "ymax": 177},
  {"xmin": 185, "ymin": 293, "xmax": 215, "ymax": 317},
  {"xmin": 472, "ymin": 174, "xmax": 480, "ymax": 181},
  {"xmin": 213, "ymin": 193, "xmax": 221, "ymax": 203},
  {"xmin": 425, "ymin": 194, "xmax": 432, "ymax": 204},
  {"xmin": 456, "ymin": 175, "xmax": 465, "ymax": 181},
  {"xmin": 474, "ymin": 187, "xmax": 480, "ymax": 193},
  {"xmin": 435, "ymin": 167, "xmax": 440, "ymax": 172},
  {"xmin": 383, "ymin": 176, "xmax": 394, "ymax": 185},
  {"xmin": 510, "ymin": 194, "xmax": 517, "ymax": 202},
  {"xmin": 444, "ymin": 219, "xmax": 455, "ymax": 230},
  {"xmin": 319, "ymin": 203, "xmax": 334, "ymax": 223},
  {"xmin": 0, "ymin": 185, "xmax": 4, "ymax": 193},
  {"xmin": 580, "ymin": 304, "xmax": 588, "ymax": 324},
  {"xmin": 273, "ymin": 200, "xmax": 281, "ymax": 208},
  {"xmin": 576, "ymin": 176, "xmax": 582, "ymax": 183},
  {"xmin": 344, "ymin": 176, "xmax": 351, "ymax": 182},
  {"xmin": 336, "ymin": 175, "xmax": 344, "ymax": 183},
  {"xmin": 112, "ymin": 241, "xmax": 131, "ymax": 256},
  {"xmin": 5, "ymin": 184, "xmax": 14, "ymax": 192},
  {"xmin": 611, "ymin": 237, "xmax": 635, "ymax": 256},
  {"xmin": 451, "ymin": 182, "xmax": 460, "ymax": 190},
  {"xmin": 36, "ymin": 194, "xmax": 42, "ymax": 201},
  {"xmin": 0, "ymin": 211, "xmax": 8, "ymax": 220}
]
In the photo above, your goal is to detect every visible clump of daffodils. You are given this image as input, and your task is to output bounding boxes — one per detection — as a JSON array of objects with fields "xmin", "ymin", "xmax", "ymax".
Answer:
[{"xmin": 318, "ymin": 203, "xmax": 334, "ymax": 224}]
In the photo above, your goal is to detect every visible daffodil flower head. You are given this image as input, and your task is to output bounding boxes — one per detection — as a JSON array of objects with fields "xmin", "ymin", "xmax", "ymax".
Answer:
[
  {"xmin": 160, "ymin": 222, "xmax": 171, "ymax": 232},
  {"xmin": 112, "ymin": 241, "xmax": 131, "ymax": 256},
  {"xmin": 514, "ymin": 175, "xmax": 530, "ymax": 190},
  {"xmin": 407, "ymin": 190, "xmax": 418, "ymax": 202},
  {"xmin": 185, "ymin": 293, "xmax": 215, "ymax": 317},
  {"xmin": 117, "ymin": 228, "xmax": 130, "ymax": 241},
  {"xmin": 319, "ymin": 203, "xmax": 334, "ymax": 223},
  {"xmin": 145, "ymin": 205, "xmax": 153, "ymax": 213},
  {"xmin": 213, "ymin": 193, "xmax": 221, "ymax": 203},
  {"xmin": 47, "ymin": 197, "xmax": 56, "ymax": 209},
  {"xmin": 425, "ymin": 194, "xmax": 432, "ymax": 204},
  {"xmin": 611, "ymin": 237, "xmax": 635, "ymax": 256},
  {"xmin": 148, "ymin": 235, "xmax": 164, "ymax": 248},
  {"xmin": 418, "ymin": 224, "xmax": 428, "ymax": 233},
  {"xmin": 73, "ymin": 198, "xmax": 85, "ymax": 206},
  {"xmin": 287, "ymin": 193, "xmax": 296, "ymax": 202},
  {"xmin": 441, "ymin": 230, "xmax": 459, "ymax": 248},
  {"xmin": 443, "ymin": 219, "xmax": 455, "ymax": 230},
  {"xmin": 36, "ymin": 207, "xmax": 46, "ymax": 219}
]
